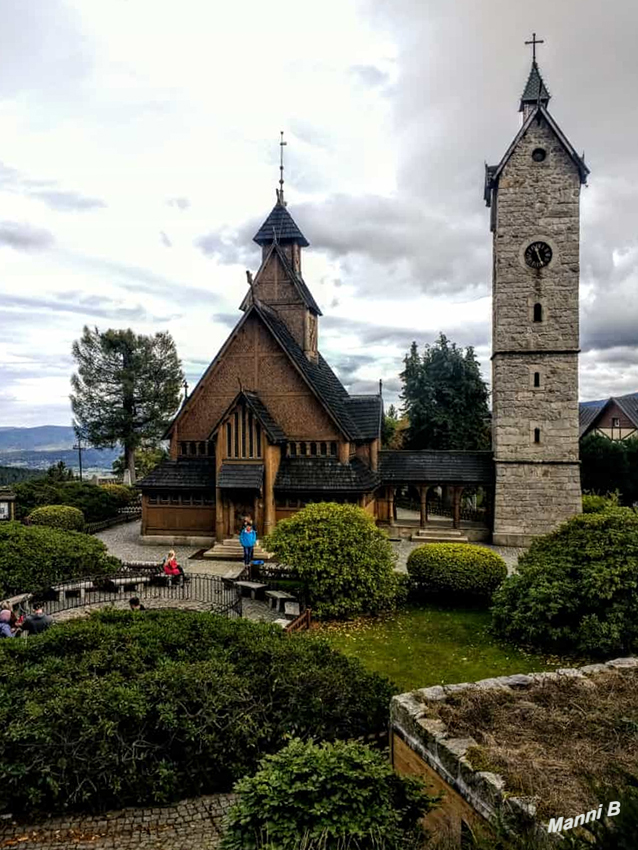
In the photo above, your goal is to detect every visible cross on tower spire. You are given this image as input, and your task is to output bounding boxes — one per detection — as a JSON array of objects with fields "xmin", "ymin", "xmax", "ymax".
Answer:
[
  {"xmin": 525, "ymin": 32, "xmax": 544, "ymax": 63},
  {"xmin": 277, "ymin": 130, "xmax": 287, "ymax": 206}
]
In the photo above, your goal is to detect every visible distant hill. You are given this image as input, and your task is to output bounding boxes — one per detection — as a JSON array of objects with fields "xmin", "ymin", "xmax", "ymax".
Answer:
[{"xmin": 0, "ymin": 427, "xmax": 119, "ymax": 472}]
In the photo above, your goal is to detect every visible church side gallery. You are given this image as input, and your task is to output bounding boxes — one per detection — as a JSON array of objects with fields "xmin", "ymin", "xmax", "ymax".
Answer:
[{"xmin": 139, "ymin": 53, "xmax": 587, "ymax": 548}]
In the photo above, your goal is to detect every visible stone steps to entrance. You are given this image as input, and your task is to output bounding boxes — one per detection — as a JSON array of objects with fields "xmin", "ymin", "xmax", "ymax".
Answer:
[
  {"xmin": 203, "ymin": 537, "xmax": 273, "ymax": 561},
  {"xmin": 410, "ymin": 527, "xmax": 469, "ymax": 544}
]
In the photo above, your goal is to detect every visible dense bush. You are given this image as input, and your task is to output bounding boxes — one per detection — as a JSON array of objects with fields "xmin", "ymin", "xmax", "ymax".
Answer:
[
  {"xmin": 581, "ymin": 491, "xmax": 620, "ymax": 513},
  {"xmin": 100, "ymin": 483, "xmax": 135, "ymax": 507},
  {"xmin": 221, "ymin": 738, "xmax": 433, "ymax": 850},
  {"xmin": 14, "ymin": 479, "xmax": 123, "ymax": 523},
  {"xmin": 0, "ymin": 609, "xmax": 396, "ymax": 814},
  {"xmin": 0, "ymin": 521, "xmax": 119, "ymax": 597},
  {"xmin": 407, "ymin": 544, "xmax": 507, "ymax": 604},
  {"xmin": 580, "ymin": 433, "xmax": 638, "ymax": 506},
  {"xmin": 265, "ymin": 503, "xmax": 400, "ymax": 619},
  {"xmin": 27, "ymin": 504, "xmax": 85, "ymax": 531},
  {"xmin": 491, "ymin": 509, "xmax": 638, "ymax": 655}
]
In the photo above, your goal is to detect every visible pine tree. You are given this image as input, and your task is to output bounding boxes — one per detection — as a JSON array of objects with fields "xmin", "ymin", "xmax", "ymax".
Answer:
[
  {"xmin": 70, "ymin": 327, "xmax": 183, "ymax": 483},
  {"xmin": 399, "ymin": 333, "xmax": 490, "ymax": 450}
]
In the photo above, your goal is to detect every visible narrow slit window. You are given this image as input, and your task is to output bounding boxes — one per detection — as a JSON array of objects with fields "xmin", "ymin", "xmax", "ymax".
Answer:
[
  {"xmin": 241, "ymin": 406, "xmax": 247, "ymax": 457},
  {"xmin": 534, "ymin": 372, "xmax": 541, "ymax": 388},
  {"xmin": 534, "ymin": 428, "xmax": 541, "ymax": 444},
  {"xmin": 533, "ymin": 303, "xmax": 543, "ymax": 323},
  {"xmin": 256, "ymin": 423, "xmax": 262, "ymax": 457},
  {"xmin": 226, "ymin": 423, "xmax": 232, "ymax": 456},
  {"xmin": 248, "ymin": 411, "xmax": 254, "ymax": 457},
  {"xmin": 234, "ymin": 412, "xmax": 239, "ymax": 456}
]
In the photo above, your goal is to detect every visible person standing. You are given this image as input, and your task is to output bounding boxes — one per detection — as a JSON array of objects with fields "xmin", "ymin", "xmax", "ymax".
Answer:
[
  {"xmin": 21, "ymin": 603, "xmax": 53, "ymax": 636},
  {"xmin": 239, "ymin": 522, "xmax": 257, "ymax": 567}
]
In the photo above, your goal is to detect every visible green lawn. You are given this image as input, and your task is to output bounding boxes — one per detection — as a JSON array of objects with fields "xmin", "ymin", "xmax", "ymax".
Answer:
[{"xmin": 317, "ymin": 605, "xmax": 575, "ymax": 692}]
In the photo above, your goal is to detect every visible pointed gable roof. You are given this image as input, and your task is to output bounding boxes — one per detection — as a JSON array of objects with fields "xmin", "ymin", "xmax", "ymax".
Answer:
[
  {"xmin": 239, "ymin": 241, "xmax": 322, "ymax": 315},
  {"xmin": 253, "ymin": 198, "xmax": 309, "ymax": 247},
  {"xmin": 485, "ymin": 104, "xmax": 589, "ymax": 208},
  {"xmin": 579, "ymin": 393, "xmax": 638, "ymax": 438},
  {"xmin": 520, "ymin": 61, "xmax": 550, "ymax": 111},
  {"xmin": 207, "ymin": 390, "xmax": 287, "ymax": 444}
]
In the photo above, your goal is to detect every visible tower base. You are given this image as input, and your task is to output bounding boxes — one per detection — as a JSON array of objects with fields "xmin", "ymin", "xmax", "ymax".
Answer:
[{"xmin": 493, "ymin": 461, "xmax": 581, "ymax": 547}]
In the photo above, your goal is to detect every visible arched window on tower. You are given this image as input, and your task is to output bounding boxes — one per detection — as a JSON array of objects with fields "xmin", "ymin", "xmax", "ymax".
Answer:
[{"xmin": 533, "ymin": 303, "xmax": 543, "ymax": 323}]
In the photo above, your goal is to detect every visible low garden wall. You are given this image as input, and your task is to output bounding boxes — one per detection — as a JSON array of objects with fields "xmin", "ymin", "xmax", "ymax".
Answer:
[{"xmin": 390, "ymin": 657, "xmax": 638, "ymax": 845}]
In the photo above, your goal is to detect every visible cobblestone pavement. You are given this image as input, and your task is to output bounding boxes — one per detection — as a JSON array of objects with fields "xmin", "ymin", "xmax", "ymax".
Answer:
[
  {"xmin": 0, "ymin": 794, "xmax": 237, "ymax": 849},
  {"xmin": 51, "ymin": 596, "xmax": 225, "ymax": 624},
  {"xmin": 95, "ymin": 522, "xmax": 243, "ymax": 576}
]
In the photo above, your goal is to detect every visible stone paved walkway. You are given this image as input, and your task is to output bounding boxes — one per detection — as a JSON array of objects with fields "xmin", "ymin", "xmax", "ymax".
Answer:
[{"xmin": 0, "ymin": 794, "xmax": 236, "ymax": 849}]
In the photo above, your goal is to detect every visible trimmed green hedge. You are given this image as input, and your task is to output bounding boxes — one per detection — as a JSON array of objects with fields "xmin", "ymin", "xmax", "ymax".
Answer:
[
  {"xmin": 0, "ymin": 609, "xmax": 396, "ymax": 814},
  {"xmin": 221, "ymin": 739, "xmax": 434, "ymax": 850},
  {"xmin": 491, "ymin": 509, "xmax": 638, "ymax": 655},
  {"xmin": 264, "ymin": 503, "xmax": 400, "ymax": 619},
  {"xmin": 28, "ymin": 504, "xmax": 85, "ymax": 531},
  {"xmin": 582, "ymin": 492, "xmax": 620, "ymax": 513},
  {"xmin": 407, "ymin": 544, "xmax": 507, "ymax": 604},
  {"xmin": 0, "ymin": 521, "xmax": 118, "ymax": 597},
  {"xmin": 99, "ymin": 483, "xmax": 135, "ymax": 507},
  {"xmin": 14, "ymin": 480, "xmax": 124, "ymax": 523}
]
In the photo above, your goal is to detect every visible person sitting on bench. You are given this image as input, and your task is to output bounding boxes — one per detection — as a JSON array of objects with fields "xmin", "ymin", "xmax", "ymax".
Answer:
[{"xmin": 162, "ymin": 550, "xmax": 184, "ymax": 584}]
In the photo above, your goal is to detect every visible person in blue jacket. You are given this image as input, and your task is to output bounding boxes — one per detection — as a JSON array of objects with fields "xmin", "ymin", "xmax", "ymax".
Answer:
[{"xmin": 239, "ymin": 522, "xmax": 257, "ymax": 567}]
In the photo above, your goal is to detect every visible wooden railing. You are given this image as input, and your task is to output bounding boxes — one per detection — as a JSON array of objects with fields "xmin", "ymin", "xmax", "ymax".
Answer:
[{"xmin": 285, "ymin": 607, "xmax": 312, "ymax": 633}]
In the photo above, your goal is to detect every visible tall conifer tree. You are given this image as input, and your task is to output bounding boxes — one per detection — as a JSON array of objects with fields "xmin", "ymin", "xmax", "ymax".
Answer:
[{"xmin": 70, "ymin": 327, "xmax": 183, "ymax": 483}]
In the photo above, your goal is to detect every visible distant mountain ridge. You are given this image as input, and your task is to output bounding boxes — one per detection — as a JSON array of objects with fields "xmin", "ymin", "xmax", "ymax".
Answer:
[{"xmin": 0, "ymin": 426, "xmax": 119, "ymax": 471}]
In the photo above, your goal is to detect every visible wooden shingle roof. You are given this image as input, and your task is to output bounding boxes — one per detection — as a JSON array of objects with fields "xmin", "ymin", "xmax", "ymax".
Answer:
[
  {"xmin": 346, "ymin": 395, "xmax": 382, "ymax": 441},
  {"xmin": 275, "ymin": 456, "xmax": 381, "ymax": 492},
  {"xmin": 217, "ymin": 463, "xmax": 264, "ymax": 489},
  {"xmin": 137, "ymin": 459, "xmax": 215, "ymax": 490},
  {"xmin": 379, "ymin": 450, "xmax": 495, "ymax": 485},
  {"xmin": 253, "ymin": 199, "xmax": 309, "ymax": 247}
]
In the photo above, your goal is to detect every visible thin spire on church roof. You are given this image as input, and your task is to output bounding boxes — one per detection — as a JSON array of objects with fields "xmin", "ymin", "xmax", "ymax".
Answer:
[{"xmin": 520, "ymin": 61, "xmax": 551, "ymax": 110}]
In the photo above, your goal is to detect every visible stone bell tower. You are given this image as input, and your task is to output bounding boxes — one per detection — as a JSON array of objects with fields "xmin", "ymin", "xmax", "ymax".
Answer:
[{"xmin": 484, "ymin": 38, "xmax": 589, "ymax": 546}]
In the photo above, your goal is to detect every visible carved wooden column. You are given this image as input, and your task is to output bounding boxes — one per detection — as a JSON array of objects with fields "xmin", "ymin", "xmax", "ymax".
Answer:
[
  {"xmin": 452, "ymin": 487, "xmax": 463, "ymax": 530},
  {"xmin": 264, "ymin": 445, "xmax": 276, "ymax": 538},
  {"xmin": 419, "ymin": 485, "xmax": 429, "ymax": 530},
  {"xmin": 388, "ymin": 486, "xmax": 396, "ymax": 527},
  {"xmin": 215, "ymin": 436, "xmax": 224, "ymax": 542}
]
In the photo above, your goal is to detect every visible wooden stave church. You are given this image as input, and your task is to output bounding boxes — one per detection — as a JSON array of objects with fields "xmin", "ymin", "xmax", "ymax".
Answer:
[{"xmin": 138, "ymin": 191, "xmax": 494, "ymax": 545}]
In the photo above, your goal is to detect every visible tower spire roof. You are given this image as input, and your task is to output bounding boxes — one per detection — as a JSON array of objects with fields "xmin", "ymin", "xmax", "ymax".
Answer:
[{"xmin": 520, "ymin": 61, "xmax": 551, "ymax": 111}]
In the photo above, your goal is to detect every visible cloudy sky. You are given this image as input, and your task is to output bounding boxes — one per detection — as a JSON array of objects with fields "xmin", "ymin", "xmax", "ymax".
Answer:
[{"xmin": 1, "ymin": 0, "xmax": 637, "ymax": 427}]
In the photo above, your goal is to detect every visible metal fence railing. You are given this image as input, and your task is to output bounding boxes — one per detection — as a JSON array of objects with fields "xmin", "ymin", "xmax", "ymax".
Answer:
[{"xmin": 29, "ymin": 569, "xmax": 242, "ymax": 619}]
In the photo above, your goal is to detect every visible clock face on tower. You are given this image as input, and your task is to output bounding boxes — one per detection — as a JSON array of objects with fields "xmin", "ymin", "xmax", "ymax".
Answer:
[{"xmin": 524, "ymin": 241, "xmax": 553, "ymax": 269}]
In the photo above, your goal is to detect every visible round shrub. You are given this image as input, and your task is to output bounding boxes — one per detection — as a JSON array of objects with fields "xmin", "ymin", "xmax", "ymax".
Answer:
[
  {"xmin": 407, "ymin": 543, "xmax": 507, "ymax": 603},
  {"xmin": 0, "ymin": 609, "xmax": 396, "ymax": 815},
  {"xmin": 100, "ymin": 483, "xmax": 134, "ymax": 507},
  {"xmin": 0, "ymin": 521, "xmax": 118, "ymax": 597},
  {"xmin": 264, "ymin": 503, "xmax": 399, "ymax": 620},
  {"xmin": 491, "ymin": 509, "xmax": 638, "ymax": 656},
  {"xmin": 28, "ymin": 504, "xmax": 85, "ymax": 532},
  {"xmin": 221, "ymin": 738, "xmax": 433, "ymax": 850}
]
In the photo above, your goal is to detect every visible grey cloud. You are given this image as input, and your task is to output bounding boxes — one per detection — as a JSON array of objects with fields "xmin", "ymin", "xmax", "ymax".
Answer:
[
  {"xmin": 214, "ymin": 313, "xmax": 240, "ymax": 328},
  {"xmin": 32, "ymin": 190, "xmax": 106, "ymax": 212},
  {"xmin": 167, "ymin": 197, "xmax": 191, "ymax": 210},
  {"xmin": 349, "ymin": 65, "xmax": 389, "ymax": 88},
  {"xmin": 160, "ymin": 231, "xmax": 172, "ymax": 247},
  {"xmin": 0, "ymin": 294, "xmax": 177, "ymax": 324},
  {"xmin": 322, "ymin": 315, "xmax": 490, "ymax": 350},
  {"xmin": 194, "ymin": 229, "xmax": 257, "ymax": 265},
  {"xmin": 0, "ymin": 221, "xmax": 54, "ymax": 251}
]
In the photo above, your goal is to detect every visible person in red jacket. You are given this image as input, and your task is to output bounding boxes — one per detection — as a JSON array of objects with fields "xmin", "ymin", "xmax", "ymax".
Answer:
[{"xmin": 162, "ymin": 550, "xmax": 183, "ymax": 585}]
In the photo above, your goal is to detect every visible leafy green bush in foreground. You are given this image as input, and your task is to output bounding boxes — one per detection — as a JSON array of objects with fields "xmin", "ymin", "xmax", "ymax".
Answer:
[
  {"xmin": 0, "ymin": 609, "xmax": 396, "ymax": 815},
  {"xmin": 221, "ymin": 738, "xmax": 434, "ymax": 850}
]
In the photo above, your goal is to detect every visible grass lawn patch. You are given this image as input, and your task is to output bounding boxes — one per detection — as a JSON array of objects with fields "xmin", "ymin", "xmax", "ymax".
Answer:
[{"xmin": 317, "ymin": 604, "xmax": 578, "ymax": 692}]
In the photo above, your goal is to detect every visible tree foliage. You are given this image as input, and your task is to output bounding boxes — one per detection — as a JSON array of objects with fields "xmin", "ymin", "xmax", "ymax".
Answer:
[
  {"xmin": 580, "ymin": 433, "xmax": 638, "ymax": 506},
  {"xmin": 13, "ymin": 479, "xmax": 124, "ymax": 523},
  {"xmin": 381, "ymin": 404, "xmax": 406, "ymax": 449},
  {"xmin": 0, "ymin": 521, "xmax": 118, "ymax": 597},
  {"xmin": 491, "ymin": 509, "xmax": 638, "ymax": 656},
  {"xmin": 45, "ymin": 461, "xmax": 74, "ymax": 481},
  {"xmin": 0, "ymin": 609, "xmax": 395, "ymax": 814},
  {"xmin": 399, "ymin": 334, "xmax": 490, "ymax": 450},
  {"xmin": 265, "ymin": 503, "xmax": 400, "ymax": 619},
  {"xmin": 70, "ymin": 326, "xmax": 183, "ymax": 483},
  {"xmin": 221, "ymin": 738, "xmax": 434, "ymax": 850},
  {"xmin": 111, "ymin": 445, "xmax": 169, "ymax": 478}
]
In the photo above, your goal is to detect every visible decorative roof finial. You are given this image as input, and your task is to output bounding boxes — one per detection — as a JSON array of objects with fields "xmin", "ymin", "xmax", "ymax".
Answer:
[
  {"xmin": 525, "ymin": 32, "xmax": 544, "ymax": 64},
  {"xmin": 278, "ymin": 130, "xmax": 287, "ymax": 207}
]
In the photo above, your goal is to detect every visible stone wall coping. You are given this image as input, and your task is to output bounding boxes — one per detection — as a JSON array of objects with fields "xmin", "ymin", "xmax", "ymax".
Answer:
[{"xmin": 391, "ymin": 657, "xmax": 638, "ymax": 836}]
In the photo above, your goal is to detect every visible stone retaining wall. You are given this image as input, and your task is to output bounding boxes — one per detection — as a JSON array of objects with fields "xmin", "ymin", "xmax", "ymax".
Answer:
[{"xmin": 390, "ymin": 657, "xmax": 638, "ymax": 845}]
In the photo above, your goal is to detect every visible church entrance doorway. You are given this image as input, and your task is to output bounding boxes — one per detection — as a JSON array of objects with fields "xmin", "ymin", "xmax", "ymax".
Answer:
[{"xmin": 223, "ymin": 489, "xmax": 260, "ymax": 538}]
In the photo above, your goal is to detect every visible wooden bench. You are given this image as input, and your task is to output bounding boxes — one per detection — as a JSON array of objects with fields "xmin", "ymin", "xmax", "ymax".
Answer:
[
  {"xmin": 221, "ymin": 567, "xmax": 246, "ymax": 589},
  {"xmin": 264, "ymin": 589, "xmax": 296, "ymax": 613},
  {"xmin": 53, "ymin": 580, "xmax": 96, "ymax": 602},
  {"xmin": 104, "ymin": 576, "xmax": 152, "ymax": 593},
  {"xmin": 235, "ymin": 581, "xmax": 268, "ymax": 600}
]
